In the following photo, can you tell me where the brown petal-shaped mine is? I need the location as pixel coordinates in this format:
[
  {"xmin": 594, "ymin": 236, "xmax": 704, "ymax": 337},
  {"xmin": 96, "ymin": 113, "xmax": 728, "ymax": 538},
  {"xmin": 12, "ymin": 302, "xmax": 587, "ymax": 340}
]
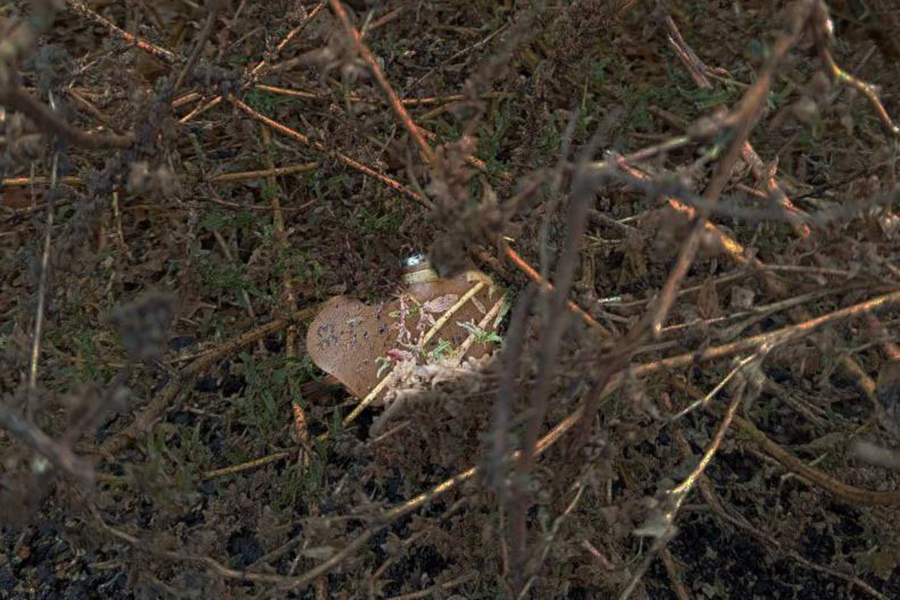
[
  {"xmin": 305, "ymin": 266, "xmax": 499, "ymax": 402},
  {"xmin": 306, "ymin": 296, "xmax": 396, "ymax": 400}
]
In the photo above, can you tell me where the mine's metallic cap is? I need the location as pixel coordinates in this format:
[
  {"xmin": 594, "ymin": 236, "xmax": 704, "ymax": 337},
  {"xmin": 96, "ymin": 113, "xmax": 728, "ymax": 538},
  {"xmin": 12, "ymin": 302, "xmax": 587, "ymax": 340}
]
[
  {"xmin": 401, "ymin": 253, "xmax": 438, "ymax": 285},
  {"xmin": 402, "ymin": 253, "xmax": 428, "ymax": 269}
]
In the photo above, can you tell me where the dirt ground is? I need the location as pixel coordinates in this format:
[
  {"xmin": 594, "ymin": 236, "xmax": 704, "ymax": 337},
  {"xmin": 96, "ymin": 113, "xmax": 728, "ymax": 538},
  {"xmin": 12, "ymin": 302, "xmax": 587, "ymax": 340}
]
[{"xmin": 2, "ymin": 0, "xmax": 900, "ymax": 598}]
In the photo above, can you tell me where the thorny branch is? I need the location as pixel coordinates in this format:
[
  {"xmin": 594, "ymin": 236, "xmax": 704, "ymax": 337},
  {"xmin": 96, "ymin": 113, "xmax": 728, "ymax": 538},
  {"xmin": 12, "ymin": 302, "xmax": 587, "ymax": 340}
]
[
  {"xmin": 0, "ymin": 86, "xmax": 133, "ymax": 150},
  {"xmin": 0, "ymin": 403, "xmax": 95, "ymax": 487},
  {"xmin": 510, "ymin": 139, "xmax": 605, "ymax": 592},
  {"xmin": 648, "ymin": 0, "xmax": 819, "ymax": 338}
]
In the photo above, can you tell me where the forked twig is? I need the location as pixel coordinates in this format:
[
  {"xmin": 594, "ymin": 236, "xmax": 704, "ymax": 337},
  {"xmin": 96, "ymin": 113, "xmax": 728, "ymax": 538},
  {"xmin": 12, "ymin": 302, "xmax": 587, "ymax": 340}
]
[
  {"xmin": 649, "ymin": 0, "xmax": 818, "ymax": 337},
  {"xmin": 179, "ymin": 2, "xmax": 327, "ymax": 124},
  {"xmin": 0, "ymin": 86, "xmax": 133, "ymax": 150},
  {"xmin": 64, "ymin": 0, "xmax": 177, "ymax": 63},
  {"xmin": 96, "ymin": 306, "xmax": 318, "ymax": 460},
  {"xmin": 664, "ymin": 15, "xmax": 811, "ymax": 239},
  {"xmin": 510, "ymin": 143, "xmax": 603, "ymax": 591},
  {"xmin": 620, "ymin": 381, "xmax": 750, "ymax": 600},
  {"xmin": 230, "ymin": 97, "xmax": 435, "ymax": 210},
  {"xmin": 327, "ymin": 0, "xmax": 435, "ymax": 164},
  {"xmin": 0, "ymin": 404, "xmax": 95, "ymax": 487},
  {"xmin": 809, "ymin": 1, "xmax": 900, "ymax": 137},
  {"xmin": 172, "ymin": 3, "xmax": 222, "ymax": 94},
  {"xmin": 27, "ymin": 98, "xmax": 59, "ymax": 391}
]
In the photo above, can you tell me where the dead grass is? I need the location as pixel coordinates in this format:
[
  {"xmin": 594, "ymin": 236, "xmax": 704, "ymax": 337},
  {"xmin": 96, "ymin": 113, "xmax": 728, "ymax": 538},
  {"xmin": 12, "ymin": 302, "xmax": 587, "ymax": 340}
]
[{"xmin": 2, "ymin": 0, "xmax": 900, "ymax": 597}]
